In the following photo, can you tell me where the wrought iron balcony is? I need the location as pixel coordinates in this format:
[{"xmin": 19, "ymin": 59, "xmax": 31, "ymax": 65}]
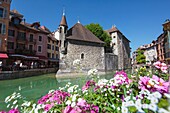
[{"xmin": 15, "ymin": 48, "xmax": 36, "ymax": 56}]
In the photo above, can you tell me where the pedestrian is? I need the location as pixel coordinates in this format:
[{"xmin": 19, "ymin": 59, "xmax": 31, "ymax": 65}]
[{"xmin": 0, "ymin": 61, "xmax": 2, "ymax": 72}]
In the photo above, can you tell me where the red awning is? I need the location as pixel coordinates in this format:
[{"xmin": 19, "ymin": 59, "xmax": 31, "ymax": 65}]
[{"xmin": 0, "ymin": 53, "xmax": 8, "ymax": 59}]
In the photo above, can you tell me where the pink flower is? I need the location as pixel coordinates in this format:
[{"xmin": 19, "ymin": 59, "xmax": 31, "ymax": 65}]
[
  {"xmin": 153, "ymin": 61, "xmax": 161, "ymax": 69},
  {"xmin": 0, "ymin": 111, "xmax": 7, "ymax": 113},
  {"xmin": 152, "ymin": 75, "xmax": 169, "ymax": 93},
  {"xmin": 63, "ymin": 106, "xmax": 80, "ymax": 113},
  {"xmin": 82, "ymin": 80, "xmax": 95, "ymax": 91},
  {"xmin": 153, "ymin": 61, "xmax": 168, "ymax": 73},
  {"xmin": 139, "ymin": 75, "xmax": 169, "ymax": 94},
  {"xmin": 8, "ymin": 109, "xmax": 20, "ymax": 113},
  {"xmin": 44, "ymin": 103, "xmax": 54, "ymax": 112}
]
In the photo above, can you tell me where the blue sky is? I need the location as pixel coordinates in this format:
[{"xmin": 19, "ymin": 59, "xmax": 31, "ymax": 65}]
[{"xmin": 11, "ymin": 0, "xmax": 170, "ymax": 52}]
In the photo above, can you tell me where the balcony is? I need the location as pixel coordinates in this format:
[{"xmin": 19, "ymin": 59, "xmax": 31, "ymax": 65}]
[
  {"xmin": 15, "ymin": 48, "xmax": 36, "ymax": 56},
  {"xmin": 28, "ymin": 39, "xmax": 36, "ymax": 44},
  {"xmin": 16, "ymin": 36, "xmax": 27, "ymax": 43}
]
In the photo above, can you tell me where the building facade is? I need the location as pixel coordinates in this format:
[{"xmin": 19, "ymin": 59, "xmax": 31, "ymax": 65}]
[
  {"xmin": 0, "ymin": 0, "xmax": 11, "ymax": 53},
  {"xmin": 106, "ymin": 26, "xmax": 131, "ymax": 70},
  {"xmin": 4, "ymin": 9, "xmax": 59, "ymax": 70},
  {"xmin": 162, "ymin": 19, "xmax": 170, "ymax": 64}
]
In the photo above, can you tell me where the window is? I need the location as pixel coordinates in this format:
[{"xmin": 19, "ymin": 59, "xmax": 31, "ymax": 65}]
[
  {"xmin": 52, "ymin": 41, "xmax": 54, "ymax": 44},
  {"xmin": 30, "ymin": 34, "xmax": 33, "ymax": 42},
  {"xmin": 14, "ymin": 18, "xmax": 20, "ymax": 25},
  {"xmin": 52, "ymin": 54, "xmax": 54, "ymax": 59},
  {"xmin": 0, "ymin": 23, "xmax": 6, "ymax": 35},
  {"xmin": 47, "ymin": 53, "xmax": 51, "ymax": 58},
  {"xmin": 47, "ymin": 44, "xmax": 51, "ymax": 49},
  {"xmin": 81, "ymin": 53, "xmax": 84, "ymax": 59},
  {"xmin": 29, "ymin": 45, "xmax": 33, "ymax": 51},
  {"xmin": 56, "ymin": 54, "xmax": 58, "ymax": 59},
  {"xmin": 52, "ymin": 45, "xmax": 54, "ymax": 50},
  {"xmin": 39, "ymin": 36, "xmax": 42, "ymax": 41},
  {"xmin": 56, "ymin": 46, "xmax": 59, "ymax": 51},
  {"xmin": 8, "ymin": 29, "xmax": 15, "ymax": 36},
  {"xmin": 17, "ymin": 43, "xmax": 25, "ymax": 49},
  {"xmin": 38, "ymin": 46, "xmax": 42, "ymax": 52},
  {"xmin": 48, "ymin": 37, "xmax": 50, "ymax": 43},
  {"xmin": 18, "ymin": 31, "xmax": 26, "ymax": 39},
  {"xmin": 7, "ymin": 42, "xmax": 14, "ymax": 49},
  {"xmin": 113, "ymin": 36, "xmax": 116, "ymax": 38},
  {"xmin": 0, "ymin": 8, "xmax": 3, "ymax": 18}
]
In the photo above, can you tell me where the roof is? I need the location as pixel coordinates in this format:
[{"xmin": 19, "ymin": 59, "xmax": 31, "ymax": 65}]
[
  {"xmin": 106, "ymin": 26, "xmax": 120, "ymax": 33},
  {"xmin": 106, "ymin": 26, "xmax": 130, "ymax": 42},
  {"xmin": 66, "ymin": 23, "xmax": 104, "ymax": 44},
  {"xmin": 60, "ymin": 15, "xmax": 68, "ymax": 27},
  {"xmin": 10, "ymin": 9, "xmax": 23, "ymax": 18}
]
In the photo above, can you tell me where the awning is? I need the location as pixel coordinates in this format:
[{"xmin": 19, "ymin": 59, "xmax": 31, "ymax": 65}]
[
  {"xmin": 25, "ymin": 56, "xmax": 39, "ymax": 60},
  {"xmin": 10, "ymin": 54, "xmax": 26, "ymax": 58},
  {"xmin": 0, "ymin": 53, "xmax": 8, "ymax": 59}
]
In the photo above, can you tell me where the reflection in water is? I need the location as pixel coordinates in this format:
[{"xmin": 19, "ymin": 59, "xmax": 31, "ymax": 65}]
[{"xmin": 18, "ymin": 86, "xmax": 21, "ymax": 91}]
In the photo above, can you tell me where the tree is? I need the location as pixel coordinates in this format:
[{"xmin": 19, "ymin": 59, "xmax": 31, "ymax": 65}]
[
  {"xmin": 85, "ymin": 23, "xmax": 111, "ymax": 47},
  {"xmin": 136, "ymin": 49, "xmax": 146, "ymax": 64}
]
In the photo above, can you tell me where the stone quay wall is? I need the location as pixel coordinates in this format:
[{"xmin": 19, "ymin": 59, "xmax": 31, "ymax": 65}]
[{"xmin": 0, "ymin": 68, "xmax": 58, "ymax": 80}]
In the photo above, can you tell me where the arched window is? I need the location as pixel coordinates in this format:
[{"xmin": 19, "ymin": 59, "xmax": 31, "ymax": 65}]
[{"xmin": 81, "ymin": 53, "xmax": 84, "ymax": 59}]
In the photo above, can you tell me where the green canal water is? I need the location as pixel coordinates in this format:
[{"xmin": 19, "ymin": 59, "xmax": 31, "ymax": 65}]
[{"xmin": 0, "ymin": 73, "xmax": 113, "ymax": 110}]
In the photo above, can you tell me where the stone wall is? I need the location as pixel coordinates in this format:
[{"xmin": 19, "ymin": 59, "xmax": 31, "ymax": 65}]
[
  {"xmin": 0, "ymin": 68, "xmax": 58, "ymax": 80},
  {"xmin": 105, "ymin": 53, "xmax": 118, "ymax": 71},
  {"xmin": 65, "ymin": 40, "xmax": 105, "ymax": 71}
]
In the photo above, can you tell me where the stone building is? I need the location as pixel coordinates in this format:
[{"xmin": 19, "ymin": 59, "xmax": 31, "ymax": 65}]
[
  {"xmin": 54, "ymin": 14, "xmax": 106, "ymax": 72},
  {"xmin": 106, "ymin": 26, "xmax": 131, "ymax": 70}
]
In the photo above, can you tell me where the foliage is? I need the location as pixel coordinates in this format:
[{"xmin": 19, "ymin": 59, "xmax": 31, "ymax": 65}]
[
  {"xmin": 85, "ymin": 23, "xmax": 111, "ymax": 47},
  {"xmin": 136, "ymin": 49, "xmax": 146, "ymax": 64},
  {"xmin": 1, "ymin": 61, "xmax": 170, "ymax": 113}
]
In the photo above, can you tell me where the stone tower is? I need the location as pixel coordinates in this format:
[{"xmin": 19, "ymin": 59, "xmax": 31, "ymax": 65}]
[{"xmin": 59, "ymin": 12, "xmax": 68, "ymax": 59}]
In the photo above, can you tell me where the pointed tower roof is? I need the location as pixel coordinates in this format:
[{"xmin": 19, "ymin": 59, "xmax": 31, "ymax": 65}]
[
  {"xmin": 106, "ymin": 25, "xmax": 119, "ymax": 33},
  {"xmin": 60, "ymin": 13, "xmax": 68, "ymax": 27}
]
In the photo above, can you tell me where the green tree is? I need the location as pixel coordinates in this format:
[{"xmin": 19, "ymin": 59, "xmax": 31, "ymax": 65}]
[
  {"xmin": 85, "ymin": 23, "xmax": 111, "ymax": 47},
  {"xmin": 136, "ymin": 49, "xmax": 146, "ymax": 64}
]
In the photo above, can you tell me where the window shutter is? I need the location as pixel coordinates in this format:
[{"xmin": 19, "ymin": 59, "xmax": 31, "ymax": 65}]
[{"xmin": 2, "ymin": 23, "xmax": 6, "ymax": 34}]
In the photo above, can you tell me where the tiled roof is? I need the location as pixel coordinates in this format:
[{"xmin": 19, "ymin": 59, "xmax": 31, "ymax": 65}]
[
  {"xmin": 106, "ymin": 26, "xmax": 119, "ymax": 33},
  {"xmin": 10, "ymin": 9, "xmax": 23, "ymax": 18},
  {"xmin": 66, "ymin": 23, "xmax": 104, "ymax": 44}
]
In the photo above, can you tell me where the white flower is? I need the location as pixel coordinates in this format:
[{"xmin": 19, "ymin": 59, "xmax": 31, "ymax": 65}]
[
  {"xmin": 7, "ymin": 104, "xmax": 10, "ymax": 108},
  {"xmin": 142, "ymin": 104, "xmax": 149, "ymax": 109},
  {"xmin": 152, "ymin": 92, "xmax": 162, "ymax": 99},
  {"xmin": 66, "ymin": 100, "xmax": 71, "ymax": 105},
  {"xmin": 13, "ymin": 100, "xmax": 17, "ymax": 105},
  {"xmin": 127, "ymin": 100, "xmax": 135, "ymax": 107},
  {"xmin": 5, "ymin": 96, "xmax": 11, "ymax": 103},
  {"xmin": 135, "ymin": 99, "xmax": 142, "ymax": 110},
  {"xmin": 72, "ymin": 94, "xmax": 77, "ymax": 102},
  {"xmin": 164, "ymin": 93, "xmax": 170, "ymax": 98},
  {"xmin": 71, "ymin": 102, "xmax": 76, "ymax": 107},
  {"xmin": 158, "ymin": 108, "xmax": 169, "ymax": 113},
  {"xmin": 117, "ymin": 107, "xmax": 120, "ymax": 111},
  {"xmin": 15, "ymin": 104, "xmax": 18, "ymax": 109},
  {"xmin": 149, "ymin": 104, "xmax": 157, "ymax": 112},
  {"xmin": 111, "ymin": 104, "xmax": 115, "ymax": 109},
  {"xmin": 151, "ymin": 97, "xmax": 158, "ymax": 104},
  {"xmin": 121, "ymin": 107, "xmax": 128, "ymax": 113}
]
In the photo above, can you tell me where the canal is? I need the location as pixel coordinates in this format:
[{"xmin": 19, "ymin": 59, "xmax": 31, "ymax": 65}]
[{"xmin": 0, "ymin": 72, "xmax": 113, "ymax": 110}]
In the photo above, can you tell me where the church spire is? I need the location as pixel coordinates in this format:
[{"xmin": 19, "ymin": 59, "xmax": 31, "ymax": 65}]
[{"xmin": 60, "ymin": 9, "xmax": 68, "ymax": 27}]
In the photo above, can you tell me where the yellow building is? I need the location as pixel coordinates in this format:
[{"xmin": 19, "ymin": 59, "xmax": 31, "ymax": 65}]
[{"xmin": 47, "ymin": 34, "xmax": 59, "ymax": 67}]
